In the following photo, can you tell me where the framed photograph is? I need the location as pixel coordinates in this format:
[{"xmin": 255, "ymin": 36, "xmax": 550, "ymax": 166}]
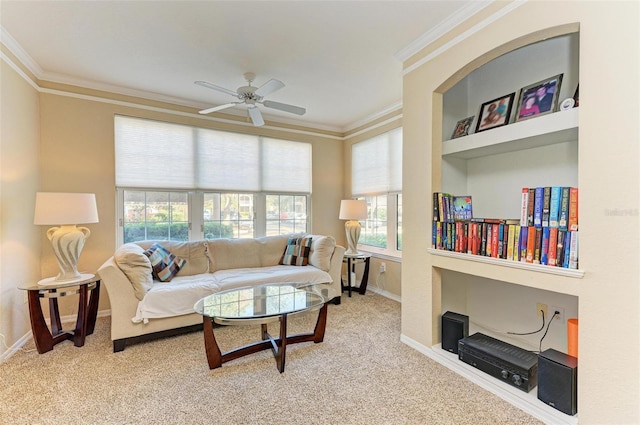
[
  {"xmin": 515, "ymin": 74, "xmax": 563, "ymax": 122},
  {"xmin": 573, "ymin": 83, "xmax": 579, "ymax": 107},
  {"xmin": 450, "ymin": 116, "xmax": 474, "ymax": 139},
  {"xmin": 475, "ymin": 93, "xmax": 515, "ymax": 133}
]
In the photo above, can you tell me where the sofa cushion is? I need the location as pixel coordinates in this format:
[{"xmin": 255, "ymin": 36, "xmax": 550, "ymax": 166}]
[
  {"xmin": 206, "ymin": 238, "xmax": 261, "ymax": 272},
  {"xmin": 114, "ymin": 243, "xmax": 153, "ymax": 301},
  {"xmin": 307, "ymin": 235, "xmax": 337, "ymax": 272},
  {"xmin": 143, "ymin": 243, "xmax": 187, "ymax": 282},
  {"xmin": 280, "ymin": 236, "xmax": 312, "ymax": 266},
  {"xmin": 136, "ymin": 240, "xmax": 208, "ymax": 276},
  {"xmin": 258, "ymin": 234, "xmax": 292, "ymax": 266}
]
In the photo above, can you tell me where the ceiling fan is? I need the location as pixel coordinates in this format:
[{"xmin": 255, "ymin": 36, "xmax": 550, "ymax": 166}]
[{"xmin": 195, "ymin": 72, "xmax": 306, "ymax": 127}]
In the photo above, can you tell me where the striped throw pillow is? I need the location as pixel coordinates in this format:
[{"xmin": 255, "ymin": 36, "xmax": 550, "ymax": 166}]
[
  {"xmin": 143, "ymin": 243, "xmax": 187, "ymax": 282},
  {"xmin": 279, "ymin": 237, "xmax": 312, "ymax": 266}
]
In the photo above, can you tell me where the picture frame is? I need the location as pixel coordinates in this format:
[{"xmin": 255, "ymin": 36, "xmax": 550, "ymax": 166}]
[
  {"xmin": 450, "ymin": 116, "xmax": 475, "ymax": 139},
  {"xmin": 573, "ymin": 83, "xmax": 579, "ymax": 107},
  {"xmin": 475, "ymin": 93, "xmax": 515, "ymax": 133},
  {"xmin": 515, "ymin": 74, "xmax": 564, "ymax": 122}
]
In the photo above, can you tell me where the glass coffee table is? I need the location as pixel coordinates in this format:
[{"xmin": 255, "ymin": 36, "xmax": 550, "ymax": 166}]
[{"xmin": 194, "ymin": 282, "xmax": 336, "ymax": 373}]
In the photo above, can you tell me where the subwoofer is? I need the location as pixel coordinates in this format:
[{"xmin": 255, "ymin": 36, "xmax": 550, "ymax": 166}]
[
  {"xmin": 441, "ymin": 311, "xmax": 469, "ymax": 354},
  {"xmin": 537, "ymin": 348, "xmax": 578, "ymax": 415}
]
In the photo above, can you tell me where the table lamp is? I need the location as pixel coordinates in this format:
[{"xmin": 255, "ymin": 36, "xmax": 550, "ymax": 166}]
[
  {"xmin": 34, "ymin": 192, "xmax": 99, "ymax": 285},
  {"xmin": 339, "ymin": 199, "xmax": 367, "ymax": 255}
]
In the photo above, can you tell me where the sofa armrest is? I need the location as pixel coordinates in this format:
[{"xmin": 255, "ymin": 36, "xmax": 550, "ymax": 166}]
[{"xmin": 97, "ymin": 257, "xmax": 141, "ymax": 340}]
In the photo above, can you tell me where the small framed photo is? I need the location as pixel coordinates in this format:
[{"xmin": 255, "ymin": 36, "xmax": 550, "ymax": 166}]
[
  {"xmin": 450, "ymin": 116, "xmax": 475, "ymax": 139},
  {"xmin": 515, "ymin": 74, "xmax": 563, "ymax": 122},
  {"xmin": 573, "ymin": 83, "xmax": 579, "ymax": 107},
  {"xmin": 475, "ymin": 93, "xmax": 515, "ymax": 133}
]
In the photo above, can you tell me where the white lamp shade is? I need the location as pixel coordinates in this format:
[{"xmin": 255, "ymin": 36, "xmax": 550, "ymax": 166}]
[
  {"xmin": 339, "ymin": 199, "xmax": 367, "ymax": 220},
  {"xmin": 34, "ymin": 192, "xmax": 99, "ymax": 225}
]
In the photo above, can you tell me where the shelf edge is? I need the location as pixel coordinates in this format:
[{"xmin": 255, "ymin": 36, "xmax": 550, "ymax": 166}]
[{"xmin": 427, "ymin": 248, "xmax": 584, "ymax": 279}]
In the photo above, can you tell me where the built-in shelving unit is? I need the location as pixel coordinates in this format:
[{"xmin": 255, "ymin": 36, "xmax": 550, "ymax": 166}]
[
  {"xmin": 442, "ymin": 107, "xmax": 578, "ymax": 159},
  {"xmin": 427, "ymin": 32, "xmax": 581, "ymax": 422}
]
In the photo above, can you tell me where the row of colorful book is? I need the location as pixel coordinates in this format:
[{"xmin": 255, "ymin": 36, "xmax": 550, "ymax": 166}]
[
  {"xmin": 521, "ymin": 186, "xmax": 578, "ymax": 231},
  {"xmin": 432, "ymin": 219, "xmax": 579, "ymax": 268},
  {"xmin": 432, "ymin": 188, "xmax": 579, "ymax": 269}
]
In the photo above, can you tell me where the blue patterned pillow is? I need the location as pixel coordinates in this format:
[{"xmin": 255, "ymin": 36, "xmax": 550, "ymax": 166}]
[
  {"xmin": 279, "ymin": 237, "xmax": 312, "ymax": 266},
  {"xmin": 143, "ymin": 243, "xmax": 187, "ymax": 282}
]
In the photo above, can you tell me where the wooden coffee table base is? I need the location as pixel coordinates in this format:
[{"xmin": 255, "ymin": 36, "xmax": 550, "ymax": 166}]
[{"xmin": 203, "ymin": 302, "xmax": 328, "ymax": 373}]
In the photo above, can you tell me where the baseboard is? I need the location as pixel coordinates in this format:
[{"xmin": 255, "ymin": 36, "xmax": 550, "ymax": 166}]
[
  {"xmin": 0, "ymin": 309, "xmax": 112, "ymax": 363},
  {"xmin": 365, "ymin": 286, "xmax": 401, "ymax": 303},
  {"xmin": 399, "ymin": 334, "xmax": 578, "ymax": 425}
]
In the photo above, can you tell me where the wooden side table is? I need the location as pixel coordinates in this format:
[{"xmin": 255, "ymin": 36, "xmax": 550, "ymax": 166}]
[
  {"xmin": 341, "ymin": 253, "xmax": 371, "ymax": 297},
  {"xmin": 19, "ymin": 274, "xmax": 100, "ymax": 354}
]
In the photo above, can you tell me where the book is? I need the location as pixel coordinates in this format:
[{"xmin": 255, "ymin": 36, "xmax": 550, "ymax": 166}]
[
  {"xmin": 534, "ymin": 187, "xmax": 544, "ymax": 227},
  {"xmin": 542, "ymin": 186, "xmax": 551, "ymax": 227},
  {"xmin": 549, "ymin": 186, "xmax": 561, "ymax": 228},
  {"xmin": 547, "ymin": 227, "xmax": 558, "ymax": 266},
  {"xmin": 540, "ymin": 226, "xmax": 550, "ymax": 265},
  {"xmin": 569, "ymin": 230, "xmax": 579, "ymax": 269},
  {"xmin": 520, "ymin": 188, "xmax": 529, "ymax": 226},
  {"xmin": 519, "ymin": 226, "xmax": 528, "ymax": 262},
  {"xmin": 433, "ymin": 192, "xmax": 440, "ymax": 222},
  {"xmin": 533, "ymin": 227, "xmax": 542, "ymax": 264},
  {"xmin": 512, "ymin": 225, "xmax": 521, "ymax": 261},
  {"xmin": 491, "ymin": 224, "xmax": 499, "ymax": 258},
  {"xmin": 558, "ymin": 187, "xmax": 570, "ymax": 231},
  {"xmin": 452, "ymin": 196, "xmax": 473, "ymax": 221},
  {"xmin": 527, "ymin": 187, "xmax": 536, "ymax": 226},
  {"xmin": 569, "ymin": 187, "xmax": 579, "ymax": 231},
  {"xmin": 562, "ymin": 231, "xmax": 572, "ymax": 268},
  {"xmin": 556, "ymin": 230, "xmax": 566, "ymax": 267},
  {"xmin": 506, "ymin": 224, "xmax": 516, "ymax": 260},
  {"xmin": 526, "ymin": 226, "xmax": 536, "ymax": 263}
]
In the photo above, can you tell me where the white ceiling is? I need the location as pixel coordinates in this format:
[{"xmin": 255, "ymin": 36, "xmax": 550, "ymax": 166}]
[{"xmin": 1, "ymin": 1, "xmax": 484, "ymax": 131}]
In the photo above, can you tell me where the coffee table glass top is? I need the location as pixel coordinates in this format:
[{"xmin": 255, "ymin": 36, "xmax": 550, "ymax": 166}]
[{"xmin": 194, "ymin": 283, "xmax": 331, "ymax": 322}]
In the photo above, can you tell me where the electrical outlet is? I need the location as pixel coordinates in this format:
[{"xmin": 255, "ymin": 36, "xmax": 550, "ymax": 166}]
[
  {"xmin": 536, "ymin": 302, "xmax": 548, "ymax": 318},
  {"xmin": 550, "ymin": 306, "xmax": 565, "ymax": 322},
  {"xmin": 379, "ymin": 262, "xmax": 386, "ymax": 273}
]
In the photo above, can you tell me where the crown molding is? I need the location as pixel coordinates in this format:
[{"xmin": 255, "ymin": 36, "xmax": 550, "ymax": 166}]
[
  {"xmin": 394, "ymin": 0, "xmax": 493, "ymax": 62},
  {"xmin": 343, "ymin": 101, "xmax": 402, "ymax": 133},
  {"xmin": 402, "ymin": 0, "xmax": 527, "ymax": 76},
  {"xmin": 0, "ymin": 25, "xmax": 44, "ymax": 77}
]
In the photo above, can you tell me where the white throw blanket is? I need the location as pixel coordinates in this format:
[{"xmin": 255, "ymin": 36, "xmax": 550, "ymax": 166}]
[{"xmin": 132, "ymin": 265, "xmax": 332, "ymax": 323}]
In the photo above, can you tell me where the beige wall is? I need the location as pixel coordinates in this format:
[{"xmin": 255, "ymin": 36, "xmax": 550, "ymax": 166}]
[
  {"xmin": 37, "ymin": 91, "xmax": 345, "ymax": 314},
  {"xmin": 402, "ymin": 1, "xmax": 639, "ymax": 423},
  {"xmin": 0, "ymin": 60, "xmax": 42, "ymax": 357}
]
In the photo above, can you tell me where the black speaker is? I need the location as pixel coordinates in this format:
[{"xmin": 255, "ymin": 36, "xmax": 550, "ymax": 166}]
[
  {"xmin": 441, "ymin": 311, "xmax": 469, "ymax": 354},
  {"xmin": 537, "ymin": 348, "xmax": 578, "ymax": 415}
]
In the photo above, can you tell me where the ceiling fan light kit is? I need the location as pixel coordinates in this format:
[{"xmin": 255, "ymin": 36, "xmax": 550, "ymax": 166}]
[{"xmin": 195, "ymin": 72, "xmax": 306, "ymax": 127}]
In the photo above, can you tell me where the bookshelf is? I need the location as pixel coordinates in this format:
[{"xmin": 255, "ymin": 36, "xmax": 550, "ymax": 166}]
[{"xmin": 428, "ymin": 32, "xmax": 581, "ymax": 422}]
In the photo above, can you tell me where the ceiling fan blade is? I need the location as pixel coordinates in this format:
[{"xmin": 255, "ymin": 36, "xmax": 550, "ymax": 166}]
[
  {"xmin": 198, "ymin": 102, "xmax": 238, "ymax": 115},
  {"xmin": 247, "ymin": 106, "xmax": 265, "ymax": 127},
  {"xmin": 262, "ymin": 100, "xmax": 306, "ymax": 116},
  {"xmin": 194, "ymin": 81, "xmax": 238, "ymax": 98},
  {"xmin": 254, "ymin": 79, "xmax": 285, "ymax": 97}
]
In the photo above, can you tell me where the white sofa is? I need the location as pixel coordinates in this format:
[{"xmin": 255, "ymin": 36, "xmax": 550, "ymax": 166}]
[{"xmin": 97, "ymin": 234, "xmax": 345, "ymax": 352}]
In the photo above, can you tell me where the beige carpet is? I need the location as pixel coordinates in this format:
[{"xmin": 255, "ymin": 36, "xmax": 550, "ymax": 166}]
[{"xmin": 1, "ymin": 293, "xmax": 540, "ymax": 425}]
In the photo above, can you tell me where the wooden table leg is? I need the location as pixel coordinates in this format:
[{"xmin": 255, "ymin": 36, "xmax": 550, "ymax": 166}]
[
  {"xmin": 358, "ymin": 256, "xmax": 371, "ymax": 295},
  {"xmin": 312, "ymin": 303, "xmax": 328, "ymax": 343},
  {"xmin": 203, "ymin": 317, "xmax": 222, "ymax": 369},
  {"xmin": 28, "ymin": 290, "xmax": 54, "ymax": 354},
  {"xmin": 276, "ymin": 314, "xmax": 288, "ymax": 373},
  {"xmin": 49, "ymin": 294, "xmax": 63, "ymax": 336},
  {"xmin": 85, "ymin": 281, "xmax": 100, "ymax": 335},
  {"xmin": 73, "ymin": 284, "xmax": 88, "ymax": 347}
]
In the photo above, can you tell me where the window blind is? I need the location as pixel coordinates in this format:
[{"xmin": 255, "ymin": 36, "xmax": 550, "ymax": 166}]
[
  {"xmin": 115, "ymin": 116, "xmax": 312, "ymax": 193},
  {"xmin": 351, "ymin": 127, "xmax": 402, "ymax": 196}
]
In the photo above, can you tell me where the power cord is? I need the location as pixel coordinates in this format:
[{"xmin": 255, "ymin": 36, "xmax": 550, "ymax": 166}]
[
  {"xmin": 0, "ymin": 332, "xmax": 36, "ymax": 355},
  {"xmin": 539, "ymin": 310, "xmax": 559, "ymax": 353}
]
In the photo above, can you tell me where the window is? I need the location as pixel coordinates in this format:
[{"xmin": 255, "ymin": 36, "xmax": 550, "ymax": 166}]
[
  {"xmin": 351, "ymin": 128, "xmax": 402, "ymax": 257},
  {"xmin": 115, "ymin": 116, "xmax": 311, "ymax": 244}
]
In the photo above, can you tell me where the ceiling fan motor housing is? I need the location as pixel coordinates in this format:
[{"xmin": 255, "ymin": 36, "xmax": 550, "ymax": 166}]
[{"xmin": 237, "ymin": 85, "xmax": 260, "ymax": 104}]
